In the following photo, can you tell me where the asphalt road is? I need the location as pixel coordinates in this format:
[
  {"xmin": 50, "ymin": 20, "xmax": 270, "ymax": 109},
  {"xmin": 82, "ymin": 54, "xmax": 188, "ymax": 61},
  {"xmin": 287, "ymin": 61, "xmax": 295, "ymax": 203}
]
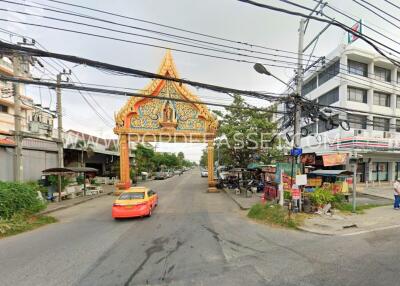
[{"xmin": 1, "ymin": 170, "xmax": 400, "ymax": 286}]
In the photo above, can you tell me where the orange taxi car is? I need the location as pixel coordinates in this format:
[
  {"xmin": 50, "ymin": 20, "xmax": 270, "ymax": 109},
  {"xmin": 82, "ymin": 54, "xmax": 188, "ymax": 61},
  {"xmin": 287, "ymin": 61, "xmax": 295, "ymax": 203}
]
[{"xmin": 112, "ymin": 187, "xmax": 158, "ymax": 219}]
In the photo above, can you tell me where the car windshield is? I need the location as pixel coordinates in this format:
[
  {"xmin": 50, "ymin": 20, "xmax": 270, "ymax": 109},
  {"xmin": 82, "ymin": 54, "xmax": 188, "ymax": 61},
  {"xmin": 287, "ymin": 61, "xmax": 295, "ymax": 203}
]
[{"xmin": 119, "ymin": 192, "xmax": 145, "ymax": 200}]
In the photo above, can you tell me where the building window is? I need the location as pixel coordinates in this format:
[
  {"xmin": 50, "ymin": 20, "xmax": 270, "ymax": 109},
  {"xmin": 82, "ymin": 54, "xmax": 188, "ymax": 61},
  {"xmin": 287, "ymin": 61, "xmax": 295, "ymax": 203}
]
[
  {"xmin": 0, "ymin": 104, "xmax": 8, "ymax": 113},
  {"xmin": 374, "ymin": 66, "xmax": 391, "ymax": 82},
  {"xmin": 348, "ymin": 60, "xmax": 368, "ymax": 77},
  {"xmin": 348, "ymin": 87, "xmax": 367, "ymax": 103},
  {"xmin": 397, "ymin": 72, "xmax": 400, "ymax": 84},
  {"xmin": 318, "ymin": 60, "xmax": 340, "ymax": 86},
  {"xmin": 397, "ymin": 119, "xmax": 400, "ymax": 132},
  {"xmin": 348, "ymin": 114, "xmax": 367, "ymax": 129},
  {"xmin": 371, "ymin": 162, "xmax": 388, "ymax": 181},
  {"xmin": 373, "ymin": 117, "xmax": 390, "ymax": 131},
  {"xmin": 373, "ymin": 91, "xmax": 390, "ymax": 107},
  {"xmin": 318, "ymin": 87, "xmax": 339, "ymax": 106},
  {"xmin": 302, "ymin": 76, "xmax": 317, "ymax": 96}
]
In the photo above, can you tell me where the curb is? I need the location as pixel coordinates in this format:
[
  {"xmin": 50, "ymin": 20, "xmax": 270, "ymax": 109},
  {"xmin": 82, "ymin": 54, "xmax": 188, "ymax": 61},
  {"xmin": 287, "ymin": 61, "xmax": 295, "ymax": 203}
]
[
  {"xmin": 40, "ymin": 191, "xmax": 113, "ymax": 215},
  {"xmin": 297, "ymin": 222, "xmax": 400, "ymax": 237},
  {"xmin": 357, "ymin": 191, "xmax": 392, "ymax": 201},
  {"xmin": 296, "ymin": 226, "xmax": 336, "ymax": 236},
  {"xmin": 222, "ymin": 188, "xmax": 251, "ymax": 210}
]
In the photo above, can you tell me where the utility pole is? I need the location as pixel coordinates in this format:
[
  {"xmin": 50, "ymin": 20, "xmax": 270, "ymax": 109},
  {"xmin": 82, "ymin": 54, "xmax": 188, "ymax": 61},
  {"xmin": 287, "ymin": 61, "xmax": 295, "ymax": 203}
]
[
  {"xmin": 294, "ymin": 18, "xmax": 305, "ymax": 212},
  {"xmin": 55, "ymin": 70, "xmax": 70, "ymax": 201},
  {"xmin": 56, "ymin": 73, "xmax": 64, "ymax": 169},
  {"xmin": 56, "ymin": 73, "xmax": 63, "ymax": 201},
  {"xmin": 12, "ymin": 53, "xmax": 23, "ymax": 182}
]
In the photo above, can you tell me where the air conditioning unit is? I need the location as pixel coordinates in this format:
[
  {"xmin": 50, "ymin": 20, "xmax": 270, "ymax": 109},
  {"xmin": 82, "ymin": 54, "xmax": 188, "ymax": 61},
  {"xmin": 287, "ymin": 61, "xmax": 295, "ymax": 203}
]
[{"xmin": 354, "ymin": 129, "xmax": 364, "ymax": 136}]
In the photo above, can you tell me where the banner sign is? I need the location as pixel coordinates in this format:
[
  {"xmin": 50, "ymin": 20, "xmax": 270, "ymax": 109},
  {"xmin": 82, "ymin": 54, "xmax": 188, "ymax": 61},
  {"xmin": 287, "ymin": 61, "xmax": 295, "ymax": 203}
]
[
  {"xmin": 322, "ymin": 153, "xmax": 348, "ymax": 167},
  {"xmin": 348, "ymin": 20, "xmax": 362, "ymax": 44},
  {"xmin": 291, "ymin": 185, "xmax": 301, "ymax": 200},
  {"xmin": 301, "ymin": 153, "xmax": 315, "ymax": 165}
]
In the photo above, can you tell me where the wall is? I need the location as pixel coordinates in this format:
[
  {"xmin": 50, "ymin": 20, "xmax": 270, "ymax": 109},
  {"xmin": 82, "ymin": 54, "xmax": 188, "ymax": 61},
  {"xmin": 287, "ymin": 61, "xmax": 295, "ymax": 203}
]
[{"xmin": 0, "ymin": 147, "xmax": 14, "ymax": 181}]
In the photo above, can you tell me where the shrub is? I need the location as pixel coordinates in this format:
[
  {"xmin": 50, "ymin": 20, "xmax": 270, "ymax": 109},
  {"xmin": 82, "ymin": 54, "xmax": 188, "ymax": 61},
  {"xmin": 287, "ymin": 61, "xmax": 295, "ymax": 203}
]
[
  {"xmin": 76, "ymin": 175, "xmax": 84, "ymax": 185},
  {"xmin": 0, "ymin": 181, "xmax": 46, "ymax": 219},
  {"xmin": 248, "ymin": 203, "xmax": 299, "ymax": 228},
  {"xmin": 331, "ymin": 193, "xmax": 345, "ymax": 208},
  {"xmin": 0, "ymin": 213, "xmax": 56, "ymax": 237},
  {"xmin": 284, "ymin": 190, "xmax": 292, "ymax": 200},
  {"xmin": 309, "ymin": 187, "xmax": 334, "ymax": 206},
  {"xmin": 48, "ymin": 175, "xmax": 70, "ymax": 191}
]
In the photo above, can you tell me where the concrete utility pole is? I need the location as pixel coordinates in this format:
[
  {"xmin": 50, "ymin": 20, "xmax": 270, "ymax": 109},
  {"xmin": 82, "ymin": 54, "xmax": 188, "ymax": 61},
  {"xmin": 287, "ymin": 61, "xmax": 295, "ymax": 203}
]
[
  {"xmin": 56, "ymin": 73, "xmax": 64, "ymax": 168},
  {"xmin": 12, "ymin": 53, "xmax": 23, "ymax": 182},
  {"xmin": 294, "ymin": 18, "xmax": 305, "ymax": 211},
  {"xmin": 56, "ymin": 73, "xmax": 63, "ymax": 201}
]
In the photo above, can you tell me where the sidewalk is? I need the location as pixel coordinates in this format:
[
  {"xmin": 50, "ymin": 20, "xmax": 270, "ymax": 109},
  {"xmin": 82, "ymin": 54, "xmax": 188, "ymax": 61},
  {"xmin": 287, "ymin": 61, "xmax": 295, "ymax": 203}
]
[
  {"xmin": 358, "ymin": 185, "xmax": 393, "ymax": 200},
  {"xmin": 223, "ymin": 188, "xmax": 261, "ymax": 210},
  {"xmin": 40, "ymin": 184, "xmax": 115, "ymax": 215},
  {"xmin": 299, "ymin": 205, "xmax": 400, "ymax": 236}
]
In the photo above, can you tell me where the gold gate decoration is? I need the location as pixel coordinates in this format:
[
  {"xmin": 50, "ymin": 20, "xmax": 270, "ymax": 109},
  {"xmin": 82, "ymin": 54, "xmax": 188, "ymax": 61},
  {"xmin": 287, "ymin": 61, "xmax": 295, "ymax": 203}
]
[{"xmin": 114, "ymin": 51, "xmax": 218, "ymax": 192}]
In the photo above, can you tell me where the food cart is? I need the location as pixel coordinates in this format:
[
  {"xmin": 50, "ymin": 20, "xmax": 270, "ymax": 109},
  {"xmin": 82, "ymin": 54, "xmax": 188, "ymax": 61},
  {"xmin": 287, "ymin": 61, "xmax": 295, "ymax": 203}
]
[{"xmin": 305, "ymin": 169, "xmax": 353, "ymax": 197}]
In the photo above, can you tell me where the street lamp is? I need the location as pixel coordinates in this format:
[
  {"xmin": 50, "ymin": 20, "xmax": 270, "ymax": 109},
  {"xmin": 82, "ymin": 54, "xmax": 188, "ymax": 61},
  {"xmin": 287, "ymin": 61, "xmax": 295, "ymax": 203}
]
[{"xmin": 253, "ymin": 63, "xmax": 295, "ymax": 92}]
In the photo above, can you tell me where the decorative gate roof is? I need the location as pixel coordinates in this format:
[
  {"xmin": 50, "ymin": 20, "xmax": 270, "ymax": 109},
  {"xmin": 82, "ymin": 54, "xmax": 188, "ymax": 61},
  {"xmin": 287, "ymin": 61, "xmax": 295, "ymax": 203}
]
[{"xmin": 114, "ymin": 51, "xmax": 218, "ymax": 142}]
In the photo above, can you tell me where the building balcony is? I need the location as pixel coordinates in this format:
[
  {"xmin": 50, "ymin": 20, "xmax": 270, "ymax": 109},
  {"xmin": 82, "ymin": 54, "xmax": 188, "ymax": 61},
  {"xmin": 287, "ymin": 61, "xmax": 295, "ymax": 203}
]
[{"xmin": 0, "ymin": 58, "xmax": 13, "ymax": 75}]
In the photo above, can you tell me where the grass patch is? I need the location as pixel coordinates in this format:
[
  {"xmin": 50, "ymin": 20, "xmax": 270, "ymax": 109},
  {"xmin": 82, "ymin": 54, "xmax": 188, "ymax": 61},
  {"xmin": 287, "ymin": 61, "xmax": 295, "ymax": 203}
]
[
  {"xmin": 248, "ymin": 203, "xmax": 305, "ymax": 229},
  {"xmin": 335, "ymin": 203, "xmax": 383, "ymax": 214},
  {"xmin": 0, "ymin": 213, "xmax": 57, "ymax": 238}
]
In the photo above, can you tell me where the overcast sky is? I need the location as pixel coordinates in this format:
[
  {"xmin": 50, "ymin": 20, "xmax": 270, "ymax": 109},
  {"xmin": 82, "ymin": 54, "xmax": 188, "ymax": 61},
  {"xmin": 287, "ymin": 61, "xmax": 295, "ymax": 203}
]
[{"xmin": 2, "ymin": 0, "xmax": 400, "ymax": 161}]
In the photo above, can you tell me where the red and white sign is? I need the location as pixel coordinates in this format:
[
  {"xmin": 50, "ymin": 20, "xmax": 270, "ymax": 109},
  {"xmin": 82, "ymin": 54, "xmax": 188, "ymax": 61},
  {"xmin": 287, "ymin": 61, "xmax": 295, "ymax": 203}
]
[
  {"xmin": 291, "ymin": 184, "xmax": 301, "ymax": 200},
  {"xmin": 348, "ymin": 20, "xmax": 362, "ymax": 44}
]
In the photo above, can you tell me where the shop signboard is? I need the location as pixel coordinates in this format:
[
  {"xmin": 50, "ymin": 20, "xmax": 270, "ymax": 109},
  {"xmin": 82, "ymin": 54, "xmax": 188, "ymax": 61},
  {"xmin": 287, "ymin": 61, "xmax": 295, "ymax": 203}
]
[
  {"xmin": 275, "ymin": 163, "xmax": 300, "ymax": 191},
  {"xmin": 296, "ymin": 174, "xmax": 307, "ymax": 186},
  {"xmin": 322, "ymin": 153, "xmax": 348, "ymax": 167}
]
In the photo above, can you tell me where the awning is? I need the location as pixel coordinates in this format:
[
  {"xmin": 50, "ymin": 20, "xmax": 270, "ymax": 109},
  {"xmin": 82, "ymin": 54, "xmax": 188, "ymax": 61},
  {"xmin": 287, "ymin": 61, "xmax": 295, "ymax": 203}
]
[
  {"xmin": 0, "ymin": 137, "xmax": 16, "ymax": 146},
  {"xmin": 310, "ymin": 169, "xmax": 353, "ymax": 176},
  {"xmin": 42, "ymin": 167, "xmax": 98, "ymax": 175}
]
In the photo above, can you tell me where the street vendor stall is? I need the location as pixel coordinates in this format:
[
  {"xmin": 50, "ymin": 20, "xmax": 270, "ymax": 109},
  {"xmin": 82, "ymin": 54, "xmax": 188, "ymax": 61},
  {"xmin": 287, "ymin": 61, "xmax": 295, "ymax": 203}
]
[
  {"xmin": 306, "ymin": 169, "xmax": 353, "ymax": 197},
  {"xmin": 42, "ymin": 167, "xmax": 98, "ymax": 201}
]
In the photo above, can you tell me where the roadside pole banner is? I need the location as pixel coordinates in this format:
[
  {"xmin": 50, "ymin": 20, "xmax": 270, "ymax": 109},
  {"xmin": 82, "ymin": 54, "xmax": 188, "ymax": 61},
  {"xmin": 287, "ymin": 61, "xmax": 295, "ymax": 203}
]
[{"xmin": 291, "ymin": 184, "xmax": 300, "ymax": 200}]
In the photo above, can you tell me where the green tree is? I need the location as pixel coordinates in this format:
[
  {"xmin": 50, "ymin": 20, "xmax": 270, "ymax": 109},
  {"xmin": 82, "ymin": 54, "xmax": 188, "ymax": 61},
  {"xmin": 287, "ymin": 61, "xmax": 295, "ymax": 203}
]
[
  {"xmin": 134, "ymin": 143, "xmax": 155, "ymax": 173},
  {"xmin": 214, "ymin": 94, "xmax": 283, "ymax": 167}
]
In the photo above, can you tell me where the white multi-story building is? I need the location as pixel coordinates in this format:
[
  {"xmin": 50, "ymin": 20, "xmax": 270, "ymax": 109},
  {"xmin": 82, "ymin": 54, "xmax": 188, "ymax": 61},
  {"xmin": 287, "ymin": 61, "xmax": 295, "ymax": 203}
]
[
  {"xmin": 284, "ymin": 44, "xmax": 400, "ymax": 183},
  {"xmin": 0, "ymin": 56, "xmax": 58, "ymax": 181}
]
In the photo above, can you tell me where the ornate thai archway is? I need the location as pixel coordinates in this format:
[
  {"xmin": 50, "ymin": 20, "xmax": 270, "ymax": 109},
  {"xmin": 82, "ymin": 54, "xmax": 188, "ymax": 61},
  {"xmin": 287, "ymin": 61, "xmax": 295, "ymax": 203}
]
[{"xmin": 114, "ymin": 51, "xmax": 218, "ymax": 192}]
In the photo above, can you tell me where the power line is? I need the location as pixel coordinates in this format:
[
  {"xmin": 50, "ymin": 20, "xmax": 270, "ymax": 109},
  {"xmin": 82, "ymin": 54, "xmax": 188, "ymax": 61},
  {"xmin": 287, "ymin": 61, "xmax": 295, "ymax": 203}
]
[
  {"xmin": 0, "ymin": 40, "xmax": 289, "ymax": 101},
  {"xmin": 353, "ymin": 0, "xmax": 400, "ymax": 31},
  {"xmin": 319, "ymin": 0, "xmax": 400, "ymax": 49},
  {"xmin": 36, "ymin": 0, "xmax": 318, "ymax": 59},
  {"xmin": 0, "ymin": 7, "xmax": 304, "ymax": 67},
  {"xmin": 236, "ymin": 0, "xmax": 400, "ymax": 67},
  {"xmin": 0, "ymin": 74, "xmax": 290, "ymax": 114},
  {"xmin": 0, "ymin": 0, "xmax": 315, "ymax": 63},
  {"xmin": 385, "ymin": 0, "xmax": 400, "ymax": 10},
  {"xmin": 0, "ymin": 17, "xmax": 303, "ymax": 72}
]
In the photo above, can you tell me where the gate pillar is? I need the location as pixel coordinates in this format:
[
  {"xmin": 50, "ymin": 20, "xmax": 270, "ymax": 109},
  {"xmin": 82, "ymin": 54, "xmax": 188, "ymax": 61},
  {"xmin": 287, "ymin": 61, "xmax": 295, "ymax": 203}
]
[
  {"xmin": 207, "ymin": 140, "xmax": 218, "ymax": 192},
  {"xmin": 117, "ymin": 134, "xmax": 131, "ymax": 190}
]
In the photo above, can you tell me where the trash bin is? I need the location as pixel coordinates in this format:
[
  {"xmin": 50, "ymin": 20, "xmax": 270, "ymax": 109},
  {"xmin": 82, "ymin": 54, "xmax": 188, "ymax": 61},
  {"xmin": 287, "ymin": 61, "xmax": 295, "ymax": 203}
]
[{"xmin": 142, "ymin": 174, "xmax": 147, "ymax": 181}]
